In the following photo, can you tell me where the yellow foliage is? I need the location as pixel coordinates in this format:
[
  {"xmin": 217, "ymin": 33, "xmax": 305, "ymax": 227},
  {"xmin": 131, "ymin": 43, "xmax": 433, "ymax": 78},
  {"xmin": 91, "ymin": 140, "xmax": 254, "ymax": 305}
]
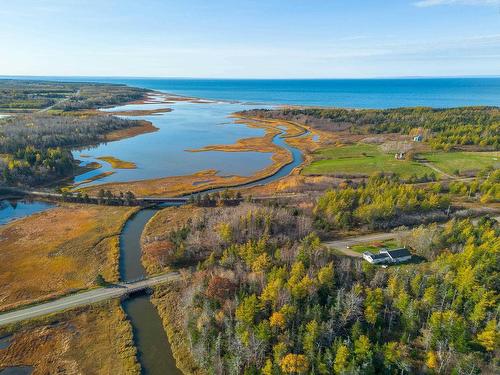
[
  {"xmin": 262, "ymin": 359, "xmax": 273, "ymax": 375},
  {"xmin": 270, "ymin": 312, "xmax": 286, "ymax": 329},
  {"xmin": 334, "ymin": 344, "xmax": 349, "ymax": 374},
  {"xmin": 252, "ymin": 253, "xmax": 272, "ymax": 273},
  {"xmin": 317, "ymin": 262, "xmax": 334, "ymax": 286},
  {"xmin": 426, "ymin": 351, "xmax": 438, "ymax": 370},
  {"xmin": 217, "ymin": 222, "xmax": 233, "ymax": 243},
  {"xmin": 477, "ymin": 320, "xmax": 499, "ymax": 352},
  {"xmin": 280, "ymin": 353, "xmax": 309, "ymax": 374}
]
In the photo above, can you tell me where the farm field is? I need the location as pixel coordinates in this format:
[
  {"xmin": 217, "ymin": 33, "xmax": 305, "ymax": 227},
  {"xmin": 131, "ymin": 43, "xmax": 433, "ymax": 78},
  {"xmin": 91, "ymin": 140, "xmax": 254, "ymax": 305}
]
[
  {"xmin": 302, "ymin": 143, "xmax": 434, "ymax": 178},
  {"xmin": 423, "ymin": 151, "xmax": 499, "ymax": 175}
]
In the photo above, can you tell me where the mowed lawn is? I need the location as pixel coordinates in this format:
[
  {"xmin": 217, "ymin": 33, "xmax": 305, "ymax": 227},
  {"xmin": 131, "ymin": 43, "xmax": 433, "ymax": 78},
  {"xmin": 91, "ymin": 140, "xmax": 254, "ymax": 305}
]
[
  {"xmin": 423, "ymin": 151, "xmax": 499, "ymax": 175},
  {"xmin": 0, "ymin": 204, "xmax": 138, "ymax": 311},
  {"xmin": 303, "ymin": 144, "xmax": 434, "ymax": 178}
]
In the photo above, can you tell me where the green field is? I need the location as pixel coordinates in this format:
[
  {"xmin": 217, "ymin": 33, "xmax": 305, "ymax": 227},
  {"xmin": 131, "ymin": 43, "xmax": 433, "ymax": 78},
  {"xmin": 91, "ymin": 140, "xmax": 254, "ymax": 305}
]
[
  {"xmin": 423, "ymin": 151, "xmax": 499, "ymax": 175},
  {"xmin": 351, "ymin": 240, "xmax": 399, "ymax": 254},
  {"xmin": 303, "ymin": 144, "xmax": 434, "ymax": 178}
]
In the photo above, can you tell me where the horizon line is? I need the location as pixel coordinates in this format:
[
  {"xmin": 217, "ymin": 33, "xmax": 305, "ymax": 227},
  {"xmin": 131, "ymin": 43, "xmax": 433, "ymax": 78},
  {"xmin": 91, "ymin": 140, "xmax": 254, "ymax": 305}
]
[{"xmin": 1, "ymin": 74, "xmax": 500, "ymax": 81}]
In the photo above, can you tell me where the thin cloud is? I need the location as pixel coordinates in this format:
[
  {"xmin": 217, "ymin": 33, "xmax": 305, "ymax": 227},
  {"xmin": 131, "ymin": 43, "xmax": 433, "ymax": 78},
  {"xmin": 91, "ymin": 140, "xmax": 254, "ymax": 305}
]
[{"xmin": 414, "ymin": 0, "xmax": 500, "ymax": 7}]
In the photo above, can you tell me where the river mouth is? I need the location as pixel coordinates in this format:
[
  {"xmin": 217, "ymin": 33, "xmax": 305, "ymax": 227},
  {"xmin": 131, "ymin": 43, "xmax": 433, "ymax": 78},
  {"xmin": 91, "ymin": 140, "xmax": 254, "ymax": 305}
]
[{"xmin": 119, "ymin": 208, "xmax": 182, "ymax": 375}]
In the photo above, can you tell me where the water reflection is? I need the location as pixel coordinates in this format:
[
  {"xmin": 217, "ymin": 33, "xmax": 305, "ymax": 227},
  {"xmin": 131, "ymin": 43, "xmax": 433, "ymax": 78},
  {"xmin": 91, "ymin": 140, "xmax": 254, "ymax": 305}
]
[{"xmin": 0, "ymin": 200, "xmax": 54, "ymax": 226}]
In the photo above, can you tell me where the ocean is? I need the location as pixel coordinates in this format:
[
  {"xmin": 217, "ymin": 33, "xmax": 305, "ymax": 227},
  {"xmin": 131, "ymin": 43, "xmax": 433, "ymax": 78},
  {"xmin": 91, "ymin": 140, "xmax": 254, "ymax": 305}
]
[{"xmin": 3, "ymin": 76, "xmax": 500, "ymax": 108}]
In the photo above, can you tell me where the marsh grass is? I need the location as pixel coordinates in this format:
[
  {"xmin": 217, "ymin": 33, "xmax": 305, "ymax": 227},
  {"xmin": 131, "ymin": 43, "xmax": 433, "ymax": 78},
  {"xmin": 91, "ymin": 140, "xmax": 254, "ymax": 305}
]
[
  {"xmin": 151, "ymin": 283, "xmax": 204, "ymax": 375},
  {"xmin": 0, "ymin": 300, "xmax": 140, "ymax": 374},
  {"xmin": 0, "ymin": 204, "xmax": 138, "ymax": 311}
]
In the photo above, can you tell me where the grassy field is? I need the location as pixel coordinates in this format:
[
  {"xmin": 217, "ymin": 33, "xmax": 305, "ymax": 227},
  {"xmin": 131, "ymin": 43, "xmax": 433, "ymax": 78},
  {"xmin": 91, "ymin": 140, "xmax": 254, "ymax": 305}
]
[
  {"xmin": 303, "ymin": 143, "xmax": 434, "ymax": 178},
  {"xmin": 351, "ymin": 239, "xmax": 399, "ymax": 254},
  {"xmin": 0, "ymin": 204, "xmax": 138, "ymax": 311},
  {"xmin": 0, "ymin": 300, "xmax": 140, "ymax": 374},
  {"xmin": 423, "ymin": 151, "xmax": 499, "ymax": 175}
]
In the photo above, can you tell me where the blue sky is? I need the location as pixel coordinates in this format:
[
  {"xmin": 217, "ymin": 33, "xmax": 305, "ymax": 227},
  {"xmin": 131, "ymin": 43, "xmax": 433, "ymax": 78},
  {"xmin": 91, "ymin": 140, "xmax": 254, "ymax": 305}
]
[{"xmin": 1, "ymin": 0, "xmax": 499, "ymax": 78}]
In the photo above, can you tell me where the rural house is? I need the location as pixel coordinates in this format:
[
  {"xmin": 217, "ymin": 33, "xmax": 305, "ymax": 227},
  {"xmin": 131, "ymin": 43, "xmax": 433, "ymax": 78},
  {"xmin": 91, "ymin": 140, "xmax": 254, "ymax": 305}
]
[{"xmin": 363, "ymin": 247, "xmax": 412, "ymax": 264}]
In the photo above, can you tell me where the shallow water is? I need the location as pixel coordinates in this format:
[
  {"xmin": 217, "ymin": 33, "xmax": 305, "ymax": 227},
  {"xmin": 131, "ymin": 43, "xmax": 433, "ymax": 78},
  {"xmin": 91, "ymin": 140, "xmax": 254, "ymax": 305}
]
[
  {"xmin": 0, "ymin": 335, "xmax": 12, "ymax": 349},
  {"xmin": 0, "ymin": 200, "xmax": 54, "ymax": 226},
  {"xmin": 0, "ymin": 367, "xmax": 33, "ymax": 375},
  {"xmin": 73, "ymin": 101, "xmax": 274, "ymax": 188}
]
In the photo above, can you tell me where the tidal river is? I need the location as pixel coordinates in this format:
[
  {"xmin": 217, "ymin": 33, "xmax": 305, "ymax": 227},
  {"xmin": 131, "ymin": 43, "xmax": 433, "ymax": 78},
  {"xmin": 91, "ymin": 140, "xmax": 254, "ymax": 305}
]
[
  {"xmin": 73, "ymin": 99, "xmax": 276, "ymax": 189},
  {"xmin": 120, "ymin": 208, "xmax": 182, "ymax": 375}
]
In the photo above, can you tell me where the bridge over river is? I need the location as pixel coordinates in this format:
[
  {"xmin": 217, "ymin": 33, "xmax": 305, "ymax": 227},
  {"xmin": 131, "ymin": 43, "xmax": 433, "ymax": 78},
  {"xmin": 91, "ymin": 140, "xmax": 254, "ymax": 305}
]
[{"xmin": 0, "ymin": 272, "xmax": 180, "ymax": 327}]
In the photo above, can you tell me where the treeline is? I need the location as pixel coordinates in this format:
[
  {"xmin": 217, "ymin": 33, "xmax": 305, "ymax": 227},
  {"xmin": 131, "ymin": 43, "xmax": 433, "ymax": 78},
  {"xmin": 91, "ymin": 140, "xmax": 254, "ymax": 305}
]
[
  {"xmin": 240, "ymin": 107, "xmax": 500, "ymax": 150},
  {"xmin": 447, "ymin": 168, "xmax": 500, "ymax": 203},
  {"xmin": 314, "ymin": 174, "xmax": 450, "ymax": 230},
  {"xmin": 0, "ymin": 114, "xmax": 146, "ymax": 186},
  {"xmin": 54, "ymin": 84, "xmax": 147, "ymax": 111},
  {"xmin": 187, "ymin": 189, "xmax": 243, "ymax": 207},
  {"xmin": 60, "ymin": 189, "xmax": 137, "ymax": 206},
  {"xmin": 142, "ymin": 204, "xmax": 312, "ymax": 269},
  {"xmin": 180, "ymin": 206, "xmax": 498, "ymax": 374},
  {"xmin": 1, "ymin": 147, "xmax": 73, "ymax": 186},
  {"xmin": 0, "ymin": 114, "xmax": 146, "ymax": 153},
  {"xmin": 0, "ymin": 80, "xmax": 77, "ymax": 111},
  {"xmin": 0, "ymin": 79, "xmax": 148, "ymax": 112}
]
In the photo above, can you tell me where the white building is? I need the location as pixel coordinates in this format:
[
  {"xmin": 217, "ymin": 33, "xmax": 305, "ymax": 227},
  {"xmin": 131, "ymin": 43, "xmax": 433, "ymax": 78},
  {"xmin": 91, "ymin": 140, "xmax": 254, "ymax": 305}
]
[{"xmin": 363, "ymin": 248, "xmax": 412, "ymax": 264}]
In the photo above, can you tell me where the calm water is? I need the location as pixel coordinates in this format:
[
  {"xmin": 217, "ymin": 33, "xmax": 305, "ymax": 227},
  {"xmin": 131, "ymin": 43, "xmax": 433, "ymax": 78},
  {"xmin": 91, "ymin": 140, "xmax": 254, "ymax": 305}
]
[
  {"xmin": 120, "ymin": 208, "xmax": 182, "ymax": 375},
  {"xmin": 0, "ymin": 200, "xmax": 54, "ymax": 226},
  {"xmin": 0, "ymin": 367, "xmax": 32, "ymax": 375},
  {"xmin": 6, "ymin": 76, "xmax": 497, "ymax": 188},
  {"xmin": 7, "ymin": 76, "xmax": 500, "ymax": 108},
  {"xmin": 73, "ymin": 101, "xmax": 274, "ymax": 188}
]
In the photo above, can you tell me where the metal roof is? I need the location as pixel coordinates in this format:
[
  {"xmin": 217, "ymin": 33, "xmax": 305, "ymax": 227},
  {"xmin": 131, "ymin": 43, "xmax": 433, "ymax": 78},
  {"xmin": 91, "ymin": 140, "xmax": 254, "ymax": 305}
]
[{"xmin": 384, "ymin": 248, "xmax": 411, "ymax": 259}]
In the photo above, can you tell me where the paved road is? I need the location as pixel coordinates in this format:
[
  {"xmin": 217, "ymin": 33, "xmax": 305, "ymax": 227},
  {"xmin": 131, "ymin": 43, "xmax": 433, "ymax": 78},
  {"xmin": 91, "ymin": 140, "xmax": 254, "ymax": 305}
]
[
  {"xmin": 324, "ymin": 231, "xmax": 410, "ymax": 257},
  {"xmin": 324, "ymin": 214, "xmax": 499, "ymax": 258},
  {"xmin": 0, "ymin": 272, "xmax": 179, "ymax": 327}
]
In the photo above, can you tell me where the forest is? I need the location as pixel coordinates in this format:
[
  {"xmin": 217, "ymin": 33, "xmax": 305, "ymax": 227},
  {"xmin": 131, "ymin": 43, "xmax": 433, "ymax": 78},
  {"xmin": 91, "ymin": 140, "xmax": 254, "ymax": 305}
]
[
  {"xmin": 164, "ymin": 204, "xmax": 498, "ymax": 374},
  {"xmin": 0, "ymin": 112, "xmax": 147, "ymax": 186},
  {"xmin": 0, "ymin": 79, "xmax": 147, "ymax": 112},
  {"xmin": 314, "ymin": 174, "xmax": 451, "ymax": 230},
  {"xmin": 240, "ymin": 107, "xmax": 500, "ymax": 150}
]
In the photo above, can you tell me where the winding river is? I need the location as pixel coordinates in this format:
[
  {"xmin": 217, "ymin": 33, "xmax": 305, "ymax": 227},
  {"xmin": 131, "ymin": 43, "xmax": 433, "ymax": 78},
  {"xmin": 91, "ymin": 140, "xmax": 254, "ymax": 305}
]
[
  {"xmin": 117, "ymin": 124, "xmax": 305, "ymax": 374},
  {"xmin": 0, "ymin": 95, "xmax": 306, "ymax": 375}
]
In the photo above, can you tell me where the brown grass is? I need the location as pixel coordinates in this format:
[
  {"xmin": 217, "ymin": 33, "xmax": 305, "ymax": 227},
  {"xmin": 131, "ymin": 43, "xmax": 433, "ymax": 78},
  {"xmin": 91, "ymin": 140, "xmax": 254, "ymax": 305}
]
[
  {"xmin": 0, "ymin": 204, "xmax": 138, "ymax": 311},
  {"xmin": 0, "ymin": 300, "xmax": 140, "ymax": 375},
  {"xmin": 97, "ymin": 156, "xmax": 137, "ymax": 169},
  {"xmin": 79, "ymin": 117, "xmax": 305, "ymax": 197},
  {"xmin": 151, "ymin": 282, "xmax": 204, "ymax": 375},
  {"xmin": 110, "ymin": 108, "xmax": 172, "ymax": 116},
  {"xmin": 106, "ymin": 120, "xmax": 158, "ymax": 142}
]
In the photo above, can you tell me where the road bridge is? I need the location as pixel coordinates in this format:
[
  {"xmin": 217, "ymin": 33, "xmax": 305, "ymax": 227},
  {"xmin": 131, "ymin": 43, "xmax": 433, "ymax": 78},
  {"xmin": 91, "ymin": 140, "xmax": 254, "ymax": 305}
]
[{"xmin": 0, "ymin": 272, "xmax": 180, "ymax": 327}]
